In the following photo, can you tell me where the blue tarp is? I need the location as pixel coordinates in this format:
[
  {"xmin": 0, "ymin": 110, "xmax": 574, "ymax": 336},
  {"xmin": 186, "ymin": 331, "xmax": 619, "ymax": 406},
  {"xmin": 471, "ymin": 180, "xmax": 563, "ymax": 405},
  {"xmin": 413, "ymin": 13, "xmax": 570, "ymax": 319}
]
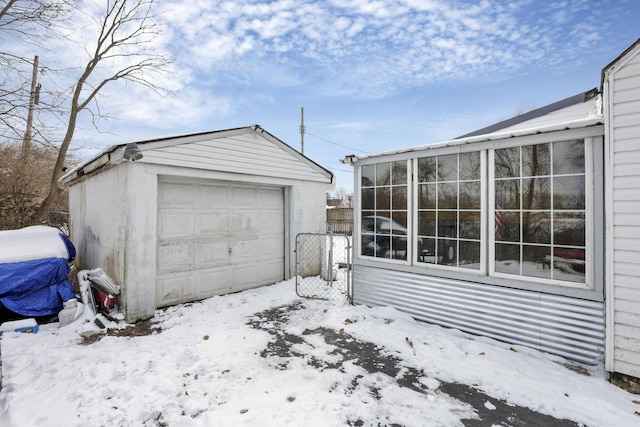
[{"xmin": 0, "ymin": 227, "xmax": 76, "ymax": 317}]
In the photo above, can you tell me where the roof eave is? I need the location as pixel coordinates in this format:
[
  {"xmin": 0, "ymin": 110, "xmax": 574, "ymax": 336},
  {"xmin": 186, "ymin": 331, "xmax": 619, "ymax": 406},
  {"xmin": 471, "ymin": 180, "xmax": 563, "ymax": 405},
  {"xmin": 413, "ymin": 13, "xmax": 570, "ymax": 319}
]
[{"xmin": 356, "ymin": 117, "xmax": 604, "ymax": 161}]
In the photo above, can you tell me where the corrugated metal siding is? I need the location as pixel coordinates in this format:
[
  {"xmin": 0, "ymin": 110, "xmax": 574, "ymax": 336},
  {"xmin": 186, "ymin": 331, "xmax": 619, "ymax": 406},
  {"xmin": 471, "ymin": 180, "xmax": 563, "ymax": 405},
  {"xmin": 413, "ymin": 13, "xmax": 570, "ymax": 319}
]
[
  {"xmin": 142, "ymin": 133, "xmax": 329, "ymax": 183},
  {"xmin": 610, "ymin": 47, "xmax": 640, "ymax": 378},
  {"xmin": 354, "ymin": 266, "xmax": 604, "ymax": 364}
]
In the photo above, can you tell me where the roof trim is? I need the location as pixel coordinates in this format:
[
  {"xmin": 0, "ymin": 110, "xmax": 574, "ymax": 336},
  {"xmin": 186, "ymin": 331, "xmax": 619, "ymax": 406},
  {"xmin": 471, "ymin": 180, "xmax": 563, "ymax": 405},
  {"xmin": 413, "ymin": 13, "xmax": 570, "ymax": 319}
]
[
  {"xmin": 61, "ymin": 125, "xmax": 333, "ymax": 184},
  {"xmin": 356, "ymin": 116, "xmax": 603, "ymax": 161},
  {"xmin": 456, "ymin": 88, "xmax": 599, "ymax": 139},
  {"xmin": 600, "ymin": 37, "xmax": 640, "ymax": 89}
]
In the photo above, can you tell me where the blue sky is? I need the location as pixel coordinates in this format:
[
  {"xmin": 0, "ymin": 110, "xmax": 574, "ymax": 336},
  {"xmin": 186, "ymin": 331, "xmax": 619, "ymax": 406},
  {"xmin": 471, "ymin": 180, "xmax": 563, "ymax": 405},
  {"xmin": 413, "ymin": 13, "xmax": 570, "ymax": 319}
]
[{"xmin": 25, "ymin": 0, "xmax": 640, "ymax": 193}]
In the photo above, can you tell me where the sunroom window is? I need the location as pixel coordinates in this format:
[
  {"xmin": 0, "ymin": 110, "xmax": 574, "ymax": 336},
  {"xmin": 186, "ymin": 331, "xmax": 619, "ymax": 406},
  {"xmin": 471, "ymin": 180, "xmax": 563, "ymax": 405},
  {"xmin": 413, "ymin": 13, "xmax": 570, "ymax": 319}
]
[
  {"xmin": 493, "ymin": 140, "xmax": 586, "ymax": 283},
  {"xmin": 360, "ymin": 161, "xmax": 408, "ymax": 260},
  {"xmin": 416, "ymin": 152, "xmax": 482, "ymax": 269}
]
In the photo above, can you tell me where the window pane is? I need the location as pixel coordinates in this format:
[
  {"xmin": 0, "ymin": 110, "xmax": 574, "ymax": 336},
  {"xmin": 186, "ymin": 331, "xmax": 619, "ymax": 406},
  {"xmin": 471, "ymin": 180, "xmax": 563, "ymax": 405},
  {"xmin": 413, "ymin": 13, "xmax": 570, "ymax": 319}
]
[
  {"xmin": 362, "ymin": 188, "xmax": 375, "ymax": 210},
  {"xmin": 375, "ymin": 235, "xmax": 391, "ymax": 259},
  {"xmin": 554, "ymin": 212, "xmax": 585, "ymax": 246},
  {"xmin": 495, "ymin": 243, "xmax": 520, "ymax": 274},
  {"xmin": 392, "ymin": 186, "xmax": 407, "ymax": 210},
  {"xmin": 459, "ymin": 211, "xmax": 481, "ymax": 240},
  {"xmin": 522, "ymin": 144, "xmax": 550, "ymax": 177},
  {"xmin": 523, "ymin": 245, "xmax": 551, "ymax": 279},
  {"xmin": 460, "ymin": 152, "xmax": 481, "ymax": 180},
  {"xmin": 438, "ymin": 183, "xmax": 457, "ymax": 209},
  {"xmin": 437, "ymin": 211, "xmax": 457, "ymax": 238},
  {"xmin": 439, "ymin": 239, "xmax": 457, "ymax": 266},
  {"xmin": 418, "ymin": 238, "xmax": 436, "ymax": 263},
  {"xmin": 361, "ymin": 233, "xmax": 376, "ymax": 256},
  {"xmin": 418, "ymin": 157, "xmax": 436, "ymax": 182},
  {"xmin": 374, "ymin": 213, "xmax": 392, "ymax": 234},
  {"xmin": 552, "ymin": 249, "xmax": 585, "ymax": 283},
  {"xmin": 419, "ymin": 183, "xmax": 436, "ymax": 209},
  {"xmin": 459, "ymin": 241, "xmax": 480, "ymax": 269},
  {"xmin": 391, "ymin": 212, "xmax": 408, "ymax": 234},
  {"xmin": 497, "ymin": 211, "xmax": 520, "ymax": 243},
  {"xmin": 376, "ymin": 187, "xmax": 391, "ymax": 210},
  {"xmin": 523, "ymin": 212, "xmax": 551, "ymax": 244},
  {"xmin": 418, "ymin": 211, "xmax": 436, "ymax": 236},
  {"xmin": 554, "ymin": 141, "xmax": 584, "ymax": 174},
  {"xmin": 392, "ymin": 161, "xmax": 407, "ymax": 185},
  {"xmin": 390, "ymin": 239, "xmax": 407, "ymax": 260},
  {"xmin": 362, "ymin": 164, "xmax": 375, "ymax": 187},
  {"xmin": 362, "ymin": 212, "xmax": 375, "ymax": 232},
  {"xmin": 438, "ymin": 154, "xmax": 458, "ymax": 181},
  {"xmin": 496, "ymin": 179, "xmax": 520, "ymax": 210},
  {"xmin": 522, "ymin": 177, "xmax": 551, "ymax": 210},
  {"xmin": 495, "ymin": 147, "xmax": 520, "ymax": 178},
  {"xmin": 553, "ymin": 176, "xmax": 585, "ymax": 210},
  {"xmin": 460, "ymin": 181, "xmax": 481, "ymax": 209},
  {"xmin": 376, "ymin": 163, "xmax": 391, "ymax": 186}
]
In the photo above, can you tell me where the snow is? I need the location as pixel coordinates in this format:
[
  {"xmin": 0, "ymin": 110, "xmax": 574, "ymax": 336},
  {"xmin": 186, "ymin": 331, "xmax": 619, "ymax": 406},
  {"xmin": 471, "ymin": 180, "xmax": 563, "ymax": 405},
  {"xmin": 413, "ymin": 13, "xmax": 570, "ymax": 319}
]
[
  {"xmin": 0, "ymin": 278, "xmax": 638, "ymax": 426},
  {"xmin": 0, "ymin": 226, "xmax": 69, "ymax": 263}
]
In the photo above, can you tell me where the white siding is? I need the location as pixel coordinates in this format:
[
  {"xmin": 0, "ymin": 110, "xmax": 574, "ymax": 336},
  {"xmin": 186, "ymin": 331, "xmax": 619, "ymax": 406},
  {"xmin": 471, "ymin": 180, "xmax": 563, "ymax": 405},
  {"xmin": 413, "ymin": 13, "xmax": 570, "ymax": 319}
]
[
  {"xmin": 141, "ymin": 132, "xmax": 330, "ymax": 183},
  {"xmin": 606, "ymin": 43, "xmax": 640, "ymax": 378}
]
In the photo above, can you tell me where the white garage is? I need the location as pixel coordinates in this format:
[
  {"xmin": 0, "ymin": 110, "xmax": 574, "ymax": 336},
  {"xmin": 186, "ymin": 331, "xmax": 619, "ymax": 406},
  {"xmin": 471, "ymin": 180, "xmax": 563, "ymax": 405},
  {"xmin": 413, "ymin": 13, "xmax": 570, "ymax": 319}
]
[{"xmin": 62, "ymin": 125, "xmax": 333, "ymax": 321}]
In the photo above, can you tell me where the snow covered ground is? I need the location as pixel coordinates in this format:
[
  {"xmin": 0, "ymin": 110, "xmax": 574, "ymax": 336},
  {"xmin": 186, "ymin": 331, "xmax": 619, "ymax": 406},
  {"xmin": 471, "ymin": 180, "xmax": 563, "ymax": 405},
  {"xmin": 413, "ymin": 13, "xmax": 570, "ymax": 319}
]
[{"xmin": 0, "ymin": 278, "xmax": 639, "ymax": 426}]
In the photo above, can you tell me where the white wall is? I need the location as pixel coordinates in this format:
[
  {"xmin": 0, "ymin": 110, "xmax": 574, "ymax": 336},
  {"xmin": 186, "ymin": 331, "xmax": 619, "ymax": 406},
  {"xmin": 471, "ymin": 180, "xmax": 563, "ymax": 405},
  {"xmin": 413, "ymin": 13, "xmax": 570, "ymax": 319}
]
[
  {"xmin": 605, "ymin": 41, "xmax": 640, "ymax": 378},
  {"xmin": 120, "ymin": 163, "xmax": 158, "ymax": 321},
  {"xmin": 69, "ymin": 162, "xmax": 159, "ymax": 322},
  {"xmin": 69, "ymin": 165, "xmax": 127, "ymax": 284},
  {"xmin": 68, "ymin": 160, "xmax": 331, "ymax": 322}
]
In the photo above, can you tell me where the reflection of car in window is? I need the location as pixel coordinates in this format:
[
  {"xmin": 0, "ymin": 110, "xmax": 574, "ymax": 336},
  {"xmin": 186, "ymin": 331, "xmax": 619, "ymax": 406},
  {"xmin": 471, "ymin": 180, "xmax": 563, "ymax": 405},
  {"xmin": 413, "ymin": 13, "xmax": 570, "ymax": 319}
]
[
  {"xmin": 361, "ymin": 216, "xmax": 407, "ymax": 259},
  {"xmin": 543, "ymin": 248, "xmax": 585, "ymax": 273}
]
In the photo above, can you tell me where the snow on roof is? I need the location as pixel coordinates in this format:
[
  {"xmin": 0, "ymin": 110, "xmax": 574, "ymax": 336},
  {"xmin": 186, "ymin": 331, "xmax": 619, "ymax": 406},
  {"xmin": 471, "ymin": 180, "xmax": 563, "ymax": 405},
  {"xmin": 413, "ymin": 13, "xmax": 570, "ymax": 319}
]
[{"xmin": 356, "ymin": 89, "xmax": 603, "ymax": 161}]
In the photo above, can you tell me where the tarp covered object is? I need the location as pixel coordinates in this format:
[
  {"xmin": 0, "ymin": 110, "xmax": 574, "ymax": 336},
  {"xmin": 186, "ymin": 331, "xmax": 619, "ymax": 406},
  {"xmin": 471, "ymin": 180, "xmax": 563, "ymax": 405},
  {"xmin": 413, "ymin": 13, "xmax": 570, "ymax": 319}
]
[{"xmin": 0, "ymin": 226, "xmax": 76, "ymax": 317}]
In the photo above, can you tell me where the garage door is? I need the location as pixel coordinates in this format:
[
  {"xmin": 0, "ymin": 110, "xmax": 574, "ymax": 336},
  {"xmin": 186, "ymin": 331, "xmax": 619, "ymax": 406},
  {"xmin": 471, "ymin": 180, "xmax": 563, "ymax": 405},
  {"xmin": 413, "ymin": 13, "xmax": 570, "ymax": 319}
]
[{"xmin": 157, "ymin": 178, "xmax": 285, "ymax": 307}]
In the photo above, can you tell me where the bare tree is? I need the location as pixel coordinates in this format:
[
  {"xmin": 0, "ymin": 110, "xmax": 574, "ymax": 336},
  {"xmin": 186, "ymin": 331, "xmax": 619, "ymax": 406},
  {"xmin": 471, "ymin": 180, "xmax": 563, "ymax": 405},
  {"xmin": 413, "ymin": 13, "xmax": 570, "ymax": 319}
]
[
  {"xmin": 333, "ymin": 187, "xmax": 349, "ymax": 202},
  {"xmin": 0, "ymin": 1, "xmax": 70, "ymax": 143},
  {"xmin": 11, "ymin": 0, "xmax": 169, "ymax": 224},
  {"xmin": 0, "ymin": 141, "xmax": 70, "ymax": 229}
]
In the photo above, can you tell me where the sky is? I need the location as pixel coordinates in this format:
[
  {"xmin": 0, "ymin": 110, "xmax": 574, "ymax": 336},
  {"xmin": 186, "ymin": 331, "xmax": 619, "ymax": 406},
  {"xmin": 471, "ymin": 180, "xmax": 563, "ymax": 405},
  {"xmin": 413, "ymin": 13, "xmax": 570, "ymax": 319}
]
[
  {"xmin": 2, "ymin": 277, "xmax": 640, "ymax": 426},
  {"xmin": 5, "ymin": 0, "xmax": 640, "ymax": 193}
]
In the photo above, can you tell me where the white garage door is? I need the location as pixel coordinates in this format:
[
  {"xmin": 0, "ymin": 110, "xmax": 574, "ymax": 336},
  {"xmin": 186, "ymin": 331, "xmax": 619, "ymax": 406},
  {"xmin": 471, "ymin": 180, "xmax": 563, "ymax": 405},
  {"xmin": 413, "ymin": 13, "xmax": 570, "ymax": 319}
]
[{"xmin": 157, "ymin": 178, "xmax": 285, "ymax": 307}]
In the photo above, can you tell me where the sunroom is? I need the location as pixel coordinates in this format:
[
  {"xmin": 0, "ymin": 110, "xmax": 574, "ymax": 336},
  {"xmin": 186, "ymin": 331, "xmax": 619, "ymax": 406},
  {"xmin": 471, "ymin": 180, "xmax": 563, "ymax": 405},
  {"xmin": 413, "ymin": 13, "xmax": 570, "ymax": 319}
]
[{"xmin": 349, "ymin": 90, "xmax": 605, "ymax": 364}]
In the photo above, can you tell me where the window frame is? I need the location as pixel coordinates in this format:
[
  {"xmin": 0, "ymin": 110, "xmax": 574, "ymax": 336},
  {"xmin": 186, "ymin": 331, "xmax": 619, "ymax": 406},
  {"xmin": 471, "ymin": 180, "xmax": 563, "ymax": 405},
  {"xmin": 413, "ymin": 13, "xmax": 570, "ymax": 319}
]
[
  {"xmin": 358, "ymin": 159, "xmax": 412, "ymax": 265},
  {"xmin": 411, "ymin": 151, "xmax": 488, "ymax": 276},
  {"xmin": 354, "ymin": 129, "xmax": 604, "ymax": 298},
  {"xmin": 488, "ymin": 139, "xmax": 595, "ymax": 290}
]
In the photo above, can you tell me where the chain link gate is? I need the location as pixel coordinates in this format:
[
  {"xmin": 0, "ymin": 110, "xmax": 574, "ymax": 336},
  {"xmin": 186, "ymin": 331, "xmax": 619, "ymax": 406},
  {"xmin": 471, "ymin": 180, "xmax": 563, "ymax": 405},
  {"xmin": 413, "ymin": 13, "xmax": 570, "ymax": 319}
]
[{"xmin": 295, "ymin": 233, "xmax": 352, "ymax": 302}]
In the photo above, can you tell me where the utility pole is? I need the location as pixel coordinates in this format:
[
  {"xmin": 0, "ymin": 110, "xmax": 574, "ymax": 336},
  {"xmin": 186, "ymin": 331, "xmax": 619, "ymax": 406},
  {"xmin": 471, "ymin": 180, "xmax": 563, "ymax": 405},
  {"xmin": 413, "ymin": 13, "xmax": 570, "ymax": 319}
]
[
  {"xmin": 22, "ymin": 54, "xmax": 40, "ymax": 156},
  {"xmin": 299, "ymin": 107, "xmax": 305, "ymax": 155}
]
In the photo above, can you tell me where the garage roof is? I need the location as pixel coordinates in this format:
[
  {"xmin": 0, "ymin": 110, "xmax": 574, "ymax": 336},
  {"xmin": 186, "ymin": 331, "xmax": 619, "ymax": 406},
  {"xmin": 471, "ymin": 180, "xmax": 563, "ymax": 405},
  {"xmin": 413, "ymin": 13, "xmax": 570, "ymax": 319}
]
[{"xmin": 61, "ymin": 125, "xmax": 333, "ymax": 185}]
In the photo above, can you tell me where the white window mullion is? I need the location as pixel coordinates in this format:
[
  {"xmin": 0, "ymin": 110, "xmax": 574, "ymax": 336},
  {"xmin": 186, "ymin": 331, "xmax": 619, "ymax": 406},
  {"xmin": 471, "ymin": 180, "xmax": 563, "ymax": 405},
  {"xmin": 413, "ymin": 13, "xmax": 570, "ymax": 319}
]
[{"xmin": 480, "ymin": 150, "xmax": 496, "ymax": 274}]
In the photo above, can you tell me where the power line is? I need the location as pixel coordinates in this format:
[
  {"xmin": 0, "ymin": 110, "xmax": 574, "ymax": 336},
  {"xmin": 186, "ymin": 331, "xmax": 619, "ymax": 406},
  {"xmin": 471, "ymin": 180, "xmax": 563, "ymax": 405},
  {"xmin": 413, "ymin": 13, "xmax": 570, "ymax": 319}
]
[
  {"xmin": 330, "ymin": 168, "xmax": 354, "ymax": 173},
  {"xmin": 306, "ymin": 131, "xmax": 368, "ymax": 154}
]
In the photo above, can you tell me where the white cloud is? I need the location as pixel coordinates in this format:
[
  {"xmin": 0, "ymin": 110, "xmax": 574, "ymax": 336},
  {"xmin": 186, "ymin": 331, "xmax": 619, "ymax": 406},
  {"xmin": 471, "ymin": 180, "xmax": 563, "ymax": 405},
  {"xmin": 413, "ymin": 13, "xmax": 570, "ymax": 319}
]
[
  {"xmin": 161, "ymin": 0, "xmax": 595, "ymax": 98},
  {"xmin": 3, "ymin": 0, "xmax": 630, "ymax": 154}
]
